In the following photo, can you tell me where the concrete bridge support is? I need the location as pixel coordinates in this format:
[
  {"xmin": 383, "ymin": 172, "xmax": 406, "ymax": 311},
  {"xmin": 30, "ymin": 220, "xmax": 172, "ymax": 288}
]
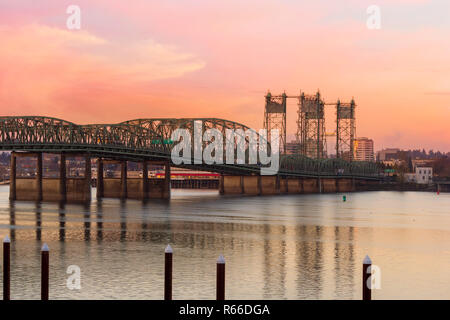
[
  {"xmin": 260, "ymin": 176, "xmax": 280, "ymax": 195},
  {"xmin": 100, "ymin": 159, "xmax": 170, "ymax": 200},
  {"xmin": 102, "ymin": 160, "xmax": 127, "ymax": 199},
  {"xmin": 220, "ymin": 175, "xmax": 376, "ymax": 196},
  {"xmin": 220, "ymin": 175, "xmax": 281, "ymax": 195},
  {"xmin": 148, "ymin": 161, "xmax": 171, "ymax": 199},
  {"xmin": 9, "ymin": 152, "xmax": 42, "ymax": 201},
  {"xmin": 302, "ymin": 178, "xmax": 319, "ymax": 193},
  {"xmin": 10, "ymin": 152, "xmax": 91, "ymax": 203},
  {"xmin": 337, "ymin": 178, "xmax": 353, "ymax": 193},
  {"xmin": 321, "ymin": 178, "xmax": 337, "ymax": 193},
  {"xmin": 285, "ymin": 177, "xmax": 303, "ymax": 194}
]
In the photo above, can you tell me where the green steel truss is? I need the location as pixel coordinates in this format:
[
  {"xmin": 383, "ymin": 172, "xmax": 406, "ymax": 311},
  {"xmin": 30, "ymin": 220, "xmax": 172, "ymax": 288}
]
[{"xmin": 0, "ymin": 116, "xmax": 381, "ymax": 179}]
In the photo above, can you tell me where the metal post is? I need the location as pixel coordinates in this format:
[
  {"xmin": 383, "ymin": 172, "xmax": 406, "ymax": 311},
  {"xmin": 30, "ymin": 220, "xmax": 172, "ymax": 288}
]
[
  {"xmin": 363, "ymin": 255, "xmax": 372, "ymax": 300},
  {"xmin": 3, "ymin": 236, "xmax": 10, "ymax": 300},
  {"xmin": 9, "ymin": 153, "xmax": 16, "ymax": 201},
  {"xmin": 164, "ymin": 245, "xmax": 173, "ymax": 300},
  {"xmin": 216, "ymin": 255, "xmax": 225, "ymax": 300},
  {"xmin": 41, "ymin": 243, "xmax": 49, "ymax": 300}
]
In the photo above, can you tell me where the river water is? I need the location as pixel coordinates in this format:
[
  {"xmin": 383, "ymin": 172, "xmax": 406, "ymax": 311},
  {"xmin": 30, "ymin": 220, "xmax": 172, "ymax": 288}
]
[{"xmin": 0, "ymin": 185, "xmax": 449, "ymax": 300}]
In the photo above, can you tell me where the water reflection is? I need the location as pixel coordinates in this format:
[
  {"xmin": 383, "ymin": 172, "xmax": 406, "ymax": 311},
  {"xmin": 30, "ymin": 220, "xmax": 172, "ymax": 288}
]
[
  {"xmin": 59, "ymin": 203, "xmax": 65, "ymax": 242},
  {"xmin": 35, "ymin": 203, "xmax": 41, "ymax": 241},
  {"xmin": 96, "ymin": 200, "xmax": 103, "ymax": 242},
  {"xmin": 0, "ymin": 188, "xmax": 450, "ymax": 299},
  {"xmin": 9, "ymin": 200, "xmax": 15, "ymax": 241}
]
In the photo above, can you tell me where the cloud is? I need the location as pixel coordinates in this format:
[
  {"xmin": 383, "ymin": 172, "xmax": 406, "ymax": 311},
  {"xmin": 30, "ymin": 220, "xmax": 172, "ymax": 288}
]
[{"xmin": 0, "ymin": 24, "xmax": 205, "ymax": 118}]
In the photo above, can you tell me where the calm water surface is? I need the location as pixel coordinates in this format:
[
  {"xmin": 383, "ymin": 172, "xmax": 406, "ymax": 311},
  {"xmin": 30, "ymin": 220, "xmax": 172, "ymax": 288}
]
[{"xmin": 0, "ymin": 185, "xmax": 449, "ymax": 300}]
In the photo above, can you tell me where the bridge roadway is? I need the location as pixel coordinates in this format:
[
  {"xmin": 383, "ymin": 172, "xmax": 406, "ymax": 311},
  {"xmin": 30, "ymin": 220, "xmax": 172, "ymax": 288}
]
[{"xmin": 0, "ymin": 116, "xmax": 382, "ymax": 202}]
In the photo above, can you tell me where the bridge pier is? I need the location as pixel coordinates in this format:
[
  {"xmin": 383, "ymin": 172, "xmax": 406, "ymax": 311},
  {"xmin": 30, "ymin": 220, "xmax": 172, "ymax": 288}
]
[
  {"xmin": 337, "ymin": 178, "xmax": 353, "ymax": 193},
  {"xmin": 9, "ymin": 152, "xmax": 42, "ymax": 201},
  {"xmin": 100, "ymin": 159, "xmax": 170, "ymax": 200},
  {"xmin": 97, "ymin": 158, "xmax": 104, "ymax": 199},
  {"xmin": 121, "ymin": 160, "xmax": 127, "ymax": 199},
  {"xmin": 285, "ymin": 177, "xmax": 303, "ymax": 194},
  {"xmin": 243, "ymin": 176, "xmax": 261, "ymax": 195},
  {"xmin": 63, "ymin": 154, "xmax": 91, "ymax": 202},
  {"xmin": 303, "ymin": 178, "xmax": 319, "ymax": 193},
  {"xmin": 9, "ymin": 152, "xmax": 16, "ymax": 200},
  {"xmin": 321, "ymin": 178, "xmax": 337, "ymax": 193},
  {"xmin": 10, "ymin": 152, "xmax": 91, "ymax": 203},
  {"xmin": 260, "ymin": 176, "xmax": 280, "ymax": 195}
]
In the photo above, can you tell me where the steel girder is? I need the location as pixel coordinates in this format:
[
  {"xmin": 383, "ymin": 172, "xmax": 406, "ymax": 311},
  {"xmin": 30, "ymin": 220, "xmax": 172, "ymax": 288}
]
[{"xmin": 0, "ymin": 116, "xmax": 381, "ymax": 178}]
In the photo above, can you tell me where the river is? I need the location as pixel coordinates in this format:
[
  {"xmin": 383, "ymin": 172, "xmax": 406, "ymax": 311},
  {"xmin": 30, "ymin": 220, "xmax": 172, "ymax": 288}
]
[{"xmin": 0, "ymin": 186, "xmax": 449, "ymax": 299}]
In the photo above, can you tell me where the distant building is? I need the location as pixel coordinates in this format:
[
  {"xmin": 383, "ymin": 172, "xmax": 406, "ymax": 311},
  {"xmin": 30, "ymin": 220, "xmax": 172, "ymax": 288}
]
[
  {"xmin": 411, "ymin": 159, "xmax": 435, "ymax": 171},
  {"xmin": 404, "ymin": 173, "xmax": 416, "ymax": 183},
  {"xmin": 353, "ymin": 137, "xmax": 374, "ymax": 162},
  {"xmin": 415, "ymin": 167, "xmax": 433, "ymax": 184},
  {"xmin": 376, "ymin": 148, "xmax": 400, "ymax": 161}
]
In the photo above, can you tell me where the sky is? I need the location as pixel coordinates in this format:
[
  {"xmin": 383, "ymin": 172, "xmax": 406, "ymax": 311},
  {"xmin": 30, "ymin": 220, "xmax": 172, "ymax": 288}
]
[{"xmin": 0, "ymin": 0, "xmax": 449, "ymax": 152}]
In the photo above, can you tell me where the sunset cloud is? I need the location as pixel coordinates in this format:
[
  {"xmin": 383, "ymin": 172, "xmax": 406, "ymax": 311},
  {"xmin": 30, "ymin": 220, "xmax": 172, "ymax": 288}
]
[
  {"xmin": 0, "ymin": 1, "xmax": 449, "ymax": 151},
  {"xmin": 0, "ymin": 24, "xmax": 205, "ymax": 119}
]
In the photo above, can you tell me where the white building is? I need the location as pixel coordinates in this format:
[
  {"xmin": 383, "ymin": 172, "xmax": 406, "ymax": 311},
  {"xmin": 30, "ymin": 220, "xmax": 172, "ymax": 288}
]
[
  {"xmin": 415, "ymin": 167, "xmax": 433, "ymax": 184},
  {"xmin": 353, "ymin": 137, "xmax": 374, "ymax": 162}
]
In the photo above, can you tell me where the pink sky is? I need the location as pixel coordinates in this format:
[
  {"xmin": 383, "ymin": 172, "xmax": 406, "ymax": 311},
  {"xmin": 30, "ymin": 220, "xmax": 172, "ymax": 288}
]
[{"xmin": 0, "ymin": 0, "xmax": 449, "ymax": 152}]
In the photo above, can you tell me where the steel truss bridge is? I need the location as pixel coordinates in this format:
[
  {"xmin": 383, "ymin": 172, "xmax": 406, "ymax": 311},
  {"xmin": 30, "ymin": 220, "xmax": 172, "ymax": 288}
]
[{"xmin": 0, "ymin": 116, "xmax": 381, "ymax": 179}]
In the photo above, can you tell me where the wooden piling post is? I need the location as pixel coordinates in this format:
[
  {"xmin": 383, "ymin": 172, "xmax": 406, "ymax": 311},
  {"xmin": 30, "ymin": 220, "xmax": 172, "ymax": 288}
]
[
  {"xmin": 41, "ymin": 243, "xmax": 49, "ymax": 300},
  {"xmin": 164, "ymin": 244, "xmax": 173, "ymax": 300},
  {"xmin": 3, "ymin": 236, "xmax": 10, "ymax": 300},
  {"xmin": 216, "ymin": 255, "xmax": 225, "ymax": 300},
  {"xmin": 363, "ymin": 255, "xmax": 372, "ymax": 300}
]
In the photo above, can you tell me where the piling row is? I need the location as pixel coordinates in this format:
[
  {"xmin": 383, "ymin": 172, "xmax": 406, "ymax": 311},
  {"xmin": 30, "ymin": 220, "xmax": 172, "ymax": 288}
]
[{"xmin": 2, "ymin": 239, "xmax": 374, "ymax": 300}]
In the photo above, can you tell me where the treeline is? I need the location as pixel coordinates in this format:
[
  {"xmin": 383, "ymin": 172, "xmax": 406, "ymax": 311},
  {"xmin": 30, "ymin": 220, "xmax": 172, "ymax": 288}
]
[
  {"xmin": 433, "ymin": 158, "xmax": 450, "ymax": 177},
  {"xmin": 380, "ymin": 149, "xmax": 450, "ymax": 177},
  {"xmin": 398, "ymin": 149, "xmax": 450, "ymax": 160}
]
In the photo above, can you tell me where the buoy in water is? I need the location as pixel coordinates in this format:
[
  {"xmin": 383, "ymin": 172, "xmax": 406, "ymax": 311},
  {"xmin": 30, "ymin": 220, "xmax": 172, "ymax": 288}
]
[{"xmin": 343, "ymin": 195, "xmax": 346, "ymax": 202}]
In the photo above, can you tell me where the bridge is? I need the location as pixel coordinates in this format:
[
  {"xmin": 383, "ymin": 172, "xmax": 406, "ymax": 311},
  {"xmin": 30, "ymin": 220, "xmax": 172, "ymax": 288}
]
[{"xmin": 0, "ymin": 116, "xmax": 381, "ymax": 202}]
